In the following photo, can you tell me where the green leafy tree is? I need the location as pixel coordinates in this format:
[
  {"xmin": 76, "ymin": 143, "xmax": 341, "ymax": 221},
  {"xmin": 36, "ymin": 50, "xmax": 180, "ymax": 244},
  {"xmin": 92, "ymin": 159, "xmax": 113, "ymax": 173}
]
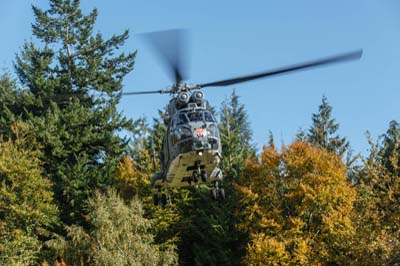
[
  {"xmin": 305, "ymin": 96, "xmax": 349, "ymax": 157},
  {"xmin": 350, "ymin": 123, "xmax": 400, "ymax": 265},
  {"xmin": 14, "ymin": 0, "xmax": 136, "ymax": 225},
  {"xmin": 0, "ymin": 122, "xmax": 59, "ymax": 266},
  {"xmin": 47, "ymin": 190, "xmax": 177, "ymax": 266}
]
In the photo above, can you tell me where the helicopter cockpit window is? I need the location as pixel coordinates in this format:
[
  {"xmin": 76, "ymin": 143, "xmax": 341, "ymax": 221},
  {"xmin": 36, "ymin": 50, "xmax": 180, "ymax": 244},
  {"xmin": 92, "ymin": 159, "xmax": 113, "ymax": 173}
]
[
  {"xmin": 188, "ymin": 112, "xmax": 203, "ymax": 122},
  {"xmin": 177, "ymin": 114, "xmax": 189, "ymax": 125},
  {"xmin": 204, "ymin": 111, "xmax": 215, "ymax": 122}
]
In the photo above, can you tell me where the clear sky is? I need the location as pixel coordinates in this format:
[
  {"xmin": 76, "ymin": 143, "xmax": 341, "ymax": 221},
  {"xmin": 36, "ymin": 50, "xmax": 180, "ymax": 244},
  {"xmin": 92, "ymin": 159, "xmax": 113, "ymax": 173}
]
[{"xmin": 1, "ymin": 0, "xmax": 399, "ymax": 155}]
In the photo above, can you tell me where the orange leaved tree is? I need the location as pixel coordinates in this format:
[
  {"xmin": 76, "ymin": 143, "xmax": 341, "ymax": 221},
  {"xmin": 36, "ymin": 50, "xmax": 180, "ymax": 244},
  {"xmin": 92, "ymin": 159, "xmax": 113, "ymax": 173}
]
[{"xmin": 237, "ymin": 141, "xmax": 355, "ymax": 265}]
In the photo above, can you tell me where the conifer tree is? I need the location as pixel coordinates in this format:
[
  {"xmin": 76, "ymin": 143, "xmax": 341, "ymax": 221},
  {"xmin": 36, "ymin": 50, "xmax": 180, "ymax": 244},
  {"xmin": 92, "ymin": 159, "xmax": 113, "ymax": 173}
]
[
  {"xmin": 219, "ymin": 90, "xmax": 254, "ymax": 177},
  {"xmin": 306, "ymin": 96, "xmax": 349, "ymax": 157},
  {"xmin": 0, "ymin": 74, "xmax": 17, "ymax": 131},
  {"xmin": 379, "ymin": 120, "xmax": 400, "ymax": 174},
  {"xmin": 14, "ymin": 0, "xmax": 136, "ymax": 225}
]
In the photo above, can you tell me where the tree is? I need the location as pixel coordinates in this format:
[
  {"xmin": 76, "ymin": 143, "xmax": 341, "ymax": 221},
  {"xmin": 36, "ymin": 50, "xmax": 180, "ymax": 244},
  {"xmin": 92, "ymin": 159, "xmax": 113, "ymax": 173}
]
[
  {"xmin": 379, "ymin": 120, "xmax": 400, "ymax": 174},
  {"xmin": 14, "ymin": 0, "xmax": 136, "ymax": 225},
  {"xmin": 305, "ymin": 96, "xmax": 349, "ymax": 157},
  {"xmin": 0, "ymin": 122, "xmax": 59, "ymax": 266},
  {"xmin": 349, "ymin": 123, "xmax": 400, "ymax": 265},
  {"xmin": 47, "ymin": 190, "xmax": 177, "ymax": 266},
  {"xmin": 238, "ymin": 141, "xmax": 356, "ymax": 265},
  {"xmin": 219, "ymin": 90, "xmax": 254, "ymax": 177}
]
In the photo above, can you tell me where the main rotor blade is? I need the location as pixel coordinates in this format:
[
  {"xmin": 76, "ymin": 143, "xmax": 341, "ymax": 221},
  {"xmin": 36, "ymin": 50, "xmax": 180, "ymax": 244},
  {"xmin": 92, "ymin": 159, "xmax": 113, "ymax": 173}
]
[
  {"xmin": 122, "ymin": 89, "xmax": 171, "ymax": 95},
  {"xmin": 141, "ymin": 29, "xmax": 189, "ymax": 84},
  {"xmin": 197, "ymin": 49, "xmax": 362, "ymax": 88}
]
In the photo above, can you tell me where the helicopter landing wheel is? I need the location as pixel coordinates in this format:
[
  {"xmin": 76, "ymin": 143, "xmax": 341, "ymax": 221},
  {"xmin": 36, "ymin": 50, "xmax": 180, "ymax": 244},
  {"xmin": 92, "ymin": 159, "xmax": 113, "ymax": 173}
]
[
  {"xmin": 153, "ymin": 188, "xmax": 162, "ymax": 206},
  {"xmin": 200, "ymin": 170, "xmax": 207, "ymax": 182},
  {"xmin": 153, "ymin": 193, "xmax": 160, "ymax": 206},
  {"xmin": 210, "ymin": 181, "xmax": 225, "ymax": 201},
  {"xmin": 161, "ymin": 193, "xmax": 168, "ymax": 207},
  {"xmin": 211, "ymin": 188, "xmax": 217, "ymax": 200},
  {"xmin": 192, "ymin": 171, "xmax": 199, "ymax": 183},
  {"xmin": 219, "ymin": 188, "xmax": 225, "ymax": 200}
]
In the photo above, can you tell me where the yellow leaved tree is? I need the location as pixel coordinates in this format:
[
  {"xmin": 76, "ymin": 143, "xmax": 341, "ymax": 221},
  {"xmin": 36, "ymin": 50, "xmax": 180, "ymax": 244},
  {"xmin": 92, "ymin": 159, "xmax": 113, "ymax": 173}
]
[{"xmin": 237, "ymin": 141, "xmax": 355, "ymax": 265}]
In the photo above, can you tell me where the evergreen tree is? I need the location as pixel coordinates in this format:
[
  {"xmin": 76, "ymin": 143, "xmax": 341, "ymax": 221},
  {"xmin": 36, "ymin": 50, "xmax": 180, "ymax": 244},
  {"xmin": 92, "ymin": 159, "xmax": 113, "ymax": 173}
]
[
  {"xmin": 219, "ymin": 90, "xmax": 254, "ymax": 177},
  {"xmin": 306, "ymin": 96, "xmax": 349, "ymax": 157},
  {"xmin": 151, "ymin": 110, "xmax": 168, "ymax": 169},
  {"xmin": 0, "ymin": 73, "xmax": 17, "ymax": 132},
  {"xmin": 379, "ymin": 120, "xmax": 400, "ymax": 174},
  {"xmin": 14, "ymin": 0, "xmax": 136, "ymax": 225}
]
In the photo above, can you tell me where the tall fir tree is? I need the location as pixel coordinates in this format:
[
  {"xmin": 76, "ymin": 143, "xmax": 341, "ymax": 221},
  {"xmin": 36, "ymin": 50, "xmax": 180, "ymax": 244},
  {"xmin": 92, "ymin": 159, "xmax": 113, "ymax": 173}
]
[
  {"xmin": 379, "ymin": 120, "xmax": 400, "ymax": 174},
  {"xmin": 219, "ymin": 90, "xmax": 254, "ymax": 177},
  {"xmin": 305, "ymin": 96, "xmax": 349, "ymax": 157},
  {"xmin": 14, "ymin": 0, "xmax": 136, "ymax": 225}
]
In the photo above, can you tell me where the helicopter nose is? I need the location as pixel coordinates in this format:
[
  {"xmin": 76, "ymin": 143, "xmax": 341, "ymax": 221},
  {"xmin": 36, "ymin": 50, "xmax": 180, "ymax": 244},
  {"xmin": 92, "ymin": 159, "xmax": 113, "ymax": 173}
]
[{"xmin": 194, "ymin": 127, "xmax": 206, "ymax": 139}]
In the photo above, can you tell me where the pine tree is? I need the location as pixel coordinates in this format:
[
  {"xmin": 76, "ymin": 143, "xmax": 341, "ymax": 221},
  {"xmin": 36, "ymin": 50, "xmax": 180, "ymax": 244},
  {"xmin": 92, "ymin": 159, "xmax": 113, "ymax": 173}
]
[
  {"xmin": 306, "ymin": 96, "xmax": 349, "ymax": 157},
  {"xmin": 14, "ymin": 0, "xmax": 136, "ymax": 225},
  {"xmin": 219, "ymin": 90, "xmax": 254, "ymax": 177},
  {"xmin": 380, "ymin": 120, "xmax": 400, "ymax": 174}
]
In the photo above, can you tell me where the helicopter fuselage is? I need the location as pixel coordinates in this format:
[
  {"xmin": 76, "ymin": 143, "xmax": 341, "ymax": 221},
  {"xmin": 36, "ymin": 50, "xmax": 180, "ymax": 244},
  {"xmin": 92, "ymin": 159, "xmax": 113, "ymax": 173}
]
[{"xmin": 152, "ymin": 91, "xmax": 223, "ymax": 188}]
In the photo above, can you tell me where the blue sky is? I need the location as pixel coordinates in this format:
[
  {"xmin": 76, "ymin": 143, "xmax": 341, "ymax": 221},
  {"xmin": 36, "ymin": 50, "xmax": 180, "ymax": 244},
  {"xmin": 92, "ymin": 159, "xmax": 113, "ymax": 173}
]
[{"xmin": 1, "ymin": 0, "xmax": 399, "ymax": 155}]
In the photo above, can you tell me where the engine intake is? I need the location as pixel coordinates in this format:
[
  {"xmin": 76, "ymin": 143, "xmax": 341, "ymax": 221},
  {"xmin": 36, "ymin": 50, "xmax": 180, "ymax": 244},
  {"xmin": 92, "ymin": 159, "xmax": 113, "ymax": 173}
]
[
  {"xmin": 191, "ymin": 90, "xmax": 204, "ymax": 105},
  {"xmin": 176, "ymin": 92, "xmax": 190, "ymax": 107}
]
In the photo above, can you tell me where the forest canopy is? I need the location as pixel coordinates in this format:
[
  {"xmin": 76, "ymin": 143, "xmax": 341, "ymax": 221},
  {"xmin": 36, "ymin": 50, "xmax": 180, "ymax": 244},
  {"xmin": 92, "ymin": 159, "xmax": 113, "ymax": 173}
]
[{"xmin": 0, "ymin": 1, "xmax": 399, "ymax": 265}]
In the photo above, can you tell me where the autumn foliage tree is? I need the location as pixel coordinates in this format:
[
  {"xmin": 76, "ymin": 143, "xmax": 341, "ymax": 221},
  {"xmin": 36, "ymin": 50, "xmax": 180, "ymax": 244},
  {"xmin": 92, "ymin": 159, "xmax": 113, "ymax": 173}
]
[
  {"xmin": 0, "ymin": 122, "xmax": 59, "ymax": 265},
  {"xmin": 238, "ymin": 141, "xmax": 356, "ymax": 265}
]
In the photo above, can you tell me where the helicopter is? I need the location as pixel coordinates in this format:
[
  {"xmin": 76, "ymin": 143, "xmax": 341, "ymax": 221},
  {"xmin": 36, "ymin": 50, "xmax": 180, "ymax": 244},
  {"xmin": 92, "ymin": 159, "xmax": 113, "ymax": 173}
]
[{"xmin": 123, "ymin": 29, "xmax": 362, "ymax": 205}]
